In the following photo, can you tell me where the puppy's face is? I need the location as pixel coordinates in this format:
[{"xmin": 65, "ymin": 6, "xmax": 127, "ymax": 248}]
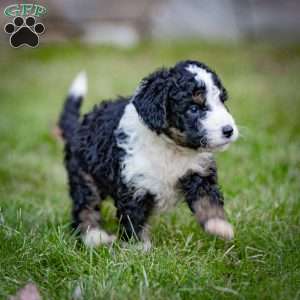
[{"xmin": 133, "ymin": 60, "xmax": 238, "ymax": 151}]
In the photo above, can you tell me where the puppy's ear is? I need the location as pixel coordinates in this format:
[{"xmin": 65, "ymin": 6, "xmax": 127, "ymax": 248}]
[{"xmin": 133, "ymin": 68, "xmax": 171, "ymax": 133}]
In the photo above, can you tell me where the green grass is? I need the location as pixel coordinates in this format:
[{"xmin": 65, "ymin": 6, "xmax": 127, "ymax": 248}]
[{"xmin": 0, "ymin": 40, "xmax": 300, "ymax": 299}]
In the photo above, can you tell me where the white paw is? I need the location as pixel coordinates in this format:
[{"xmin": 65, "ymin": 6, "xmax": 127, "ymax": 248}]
[
  {"xmin": 204, "ymin": 218, "xmax": 234, "ymax": 240},
  {"xmin": 82, "ymin": 228, "xmax": 116, "ymax": 247},
  {"xmin": 121, "ymin": 240, "xmax": 152, "ymax": 252},
  {"xmin": 138, "ymin": 240, "xmax": 152, "ymax": 252}
]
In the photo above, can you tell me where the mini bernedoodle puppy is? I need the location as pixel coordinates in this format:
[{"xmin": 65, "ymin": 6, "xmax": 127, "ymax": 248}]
[{"xmin": 58, "ymin": 60, "xmax": 239, "ymax": 250}]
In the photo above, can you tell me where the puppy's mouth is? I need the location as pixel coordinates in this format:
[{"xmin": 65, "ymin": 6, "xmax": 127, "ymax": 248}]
[
  {"xmin": 206, "ymin": 129, "xmax": 239, "ymax": 152},
  {"xmin": 206, "ymin": 141, "xmax": 232, "ymax": 152},
  {"xmin": 163, "ymin": 127, "xmax": 237, "ymax": 152}
]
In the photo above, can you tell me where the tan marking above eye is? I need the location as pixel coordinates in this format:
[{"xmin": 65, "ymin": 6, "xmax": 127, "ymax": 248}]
[{"xmin": 192, "ymin": 90, "xmax": 205, "ymax": 105}]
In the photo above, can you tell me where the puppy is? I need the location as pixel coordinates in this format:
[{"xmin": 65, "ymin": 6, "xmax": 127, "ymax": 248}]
[{"xmin": 58, "ymin": 60, "xmax": 239, "ymax": 249}]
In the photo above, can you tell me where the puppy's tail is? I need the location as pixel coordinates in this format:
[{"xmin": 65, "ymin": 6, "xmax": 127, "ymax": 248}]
[{"xmin": 58, "ymin": 71, "xmax": 87, "ymax": 143}]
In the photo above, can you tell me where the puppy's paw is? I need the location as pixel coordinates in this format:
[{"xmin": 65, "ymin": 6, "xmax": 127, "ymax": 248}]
[
  {"xmin": 138, "ymin": 240, "xmax": 152, "ymax": 252},
  {"xmin": 82, "ymin": 227, "xmax": 116, "ymax": 247},
  {"xmin": 204, "ymin": 218, "xmax": 234, "ymax": 240},
  {"xmin": 121, "ymin": 240, "xmax": 152, "ymax": 252}
]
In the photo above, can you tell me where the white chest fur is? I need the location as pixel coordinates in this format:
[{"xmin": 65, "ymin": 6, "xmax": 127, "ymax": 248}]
[{"xmin": 117, "ymin": 103, "xmax": 213, "ymax": 212}]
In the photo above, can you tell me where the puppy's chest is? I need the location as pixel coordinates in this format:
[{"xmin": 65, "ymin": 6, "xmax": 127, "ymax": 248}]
[
  {"xmin": 117, "ymin": 104, "xmax": 212, "ymax": 212},
  {"xmin": 122, "ymin": 147, "xmax": 207, "ymax": 211}
]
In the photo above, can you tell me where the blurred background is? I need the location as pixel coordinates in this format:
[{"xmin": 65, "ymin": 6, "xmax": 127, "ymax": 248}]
[{"xmin": 1, "ymin": 0, "xmax": 300, "ymax": 46}]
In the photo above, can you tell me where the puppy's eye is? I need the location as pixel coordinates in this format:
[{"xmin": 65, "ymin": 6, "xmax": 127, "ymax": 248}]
[
  {"xmin": 189, "ymin": 105, "xmax": 199, "ymax": 114},
  {"xmin": 192, "ymin": 90, "xmax": 205, "ymax": 105}
]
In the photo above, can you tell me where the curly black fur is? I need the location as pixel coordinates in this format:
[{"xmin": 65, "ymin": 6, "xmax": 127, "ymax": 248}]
[{"xmin": 178, "ymin": 168, "xmax": 225, "ymax": 226}]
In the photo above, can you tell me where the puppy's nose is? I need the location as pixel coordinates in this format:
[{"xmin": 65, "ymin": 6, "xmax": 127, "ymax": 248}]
[{"xmin": 222, "ymin": 125, "xmax": 233, "ymax": 138}]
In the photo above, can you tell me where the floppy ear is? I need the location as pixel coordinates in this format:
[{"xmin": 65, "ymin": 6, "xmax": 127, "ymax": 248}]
[{"xmin": 132, "ymin": 68, "xmax": 171, "ymax": 133}]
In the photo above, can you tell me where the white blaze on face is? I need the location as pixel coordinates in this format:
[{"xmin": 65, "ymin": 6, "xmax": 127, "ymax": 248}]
[{"xmin": 186, "ymin": 64, "xmax": 239, "ymax": 150}]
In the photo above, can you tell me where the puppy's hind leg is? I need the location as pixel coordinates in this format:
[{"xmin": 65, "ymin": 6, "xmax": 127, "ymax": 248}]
[{"xmin": 66, "ymin": 156, "xmax": 116, "ymax": 247}]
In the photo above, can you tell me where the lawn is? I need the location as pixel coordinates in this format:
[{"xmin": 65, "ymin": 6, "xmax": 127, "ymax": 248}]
[{"xmin": 0, "ymin": 40, "xmax": 300, "ymax": 299}]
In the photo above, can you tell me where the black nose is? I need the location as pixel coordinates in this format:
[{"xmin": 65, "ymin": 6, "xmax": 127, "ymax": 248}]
[{"xmin": 222, "ymin": 125, "xmax": 234, "ymax": 138}]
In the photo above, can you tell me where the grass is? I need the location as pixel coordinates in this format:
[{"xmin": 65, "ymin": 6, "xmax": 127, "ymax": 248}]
[{"xmin": 0, "ymin": 40, "xmax": 300, "ymax": 299}]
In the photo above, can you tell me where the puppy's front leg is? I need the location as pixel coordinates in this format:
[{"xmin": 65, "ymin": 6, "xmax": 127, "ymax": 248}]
[
  {"xmin": 117, "ymin": 191, "xmax": 155, "ymax": 251},
  {"xmin": 179, "ymin": 171, "xmax": 234, "ymax": 240}
]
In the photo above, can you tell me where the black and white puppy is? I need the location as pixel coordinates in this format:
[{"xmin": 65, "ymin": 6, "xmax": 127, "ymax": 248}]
[{"xmin": 59, "ymin": 60, "xmax": 239, "ymax": 249}]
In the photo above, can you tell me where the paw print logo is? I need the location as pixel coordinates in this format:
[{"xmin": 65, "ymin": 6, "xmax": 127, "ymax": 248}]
[{"xmin": 4, "ymin": 16, "xmax": 45, "ymax": 48}]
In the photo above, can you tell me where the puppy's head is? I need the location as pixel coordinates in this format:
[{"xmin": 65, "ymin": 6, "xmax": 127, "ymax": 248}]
[{"xmin": 133, "ymin": 60, "xmax": 238, "ymax": 151}]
